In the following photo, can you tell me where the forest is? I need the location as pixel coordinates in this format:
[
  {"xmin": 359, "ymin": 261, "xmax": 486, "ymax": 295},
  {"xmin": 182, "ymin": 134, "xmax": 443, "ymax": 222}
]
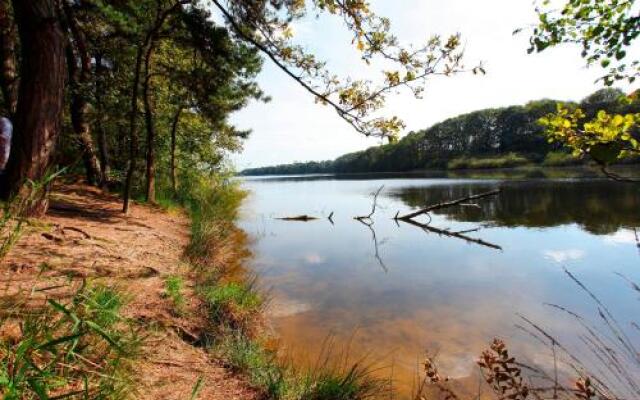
[{"xmin": 242, "ymin": 88, "xmax": 640, "ymax": 175}]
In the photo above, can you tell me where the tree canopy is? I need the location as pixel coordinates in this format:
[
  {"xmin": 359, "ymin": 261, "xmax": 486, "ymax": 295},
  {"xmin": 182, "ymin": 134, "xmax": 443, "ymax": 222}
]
[
  {"xmin": 242, "ymin": 89, "xmax": 640, "ymax": 175},
  {"xmin": 0, "ymin": 0, "xmax": 478, "ymax": 214}
]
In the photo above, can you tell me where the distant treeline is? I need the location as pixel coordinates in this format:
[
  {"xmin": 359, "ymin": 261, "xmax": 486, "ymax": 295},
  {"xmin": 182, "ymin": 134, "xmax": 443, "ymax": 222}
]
[{"xmin": 242, "ymin": 88, "xmax": 640, "ymax": 175}]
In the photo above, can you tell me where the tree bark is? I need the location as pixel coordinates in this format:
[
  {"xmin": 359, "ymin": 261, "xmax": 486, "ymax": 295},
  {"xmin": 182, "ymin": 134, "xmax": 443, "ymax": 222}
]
[
  {"xmin": 143, "ymin": 44, "xmax": 156, "ymax": 203},
  {"xmin": 122, "ymin": 45, "xmax": 144, "ymax": 214},
  {"xmin": 63, "ymin": 3, "xmax": 101, "ymax": 186},
  {"xmin": 94, "ymin": 53, "xmax": 110, "ymax": 188},
  {"xmin": 1, "ymin": 0, "xmax": 66, "ymax": 215},
  {"xmin": 169, "ymin": 106, "xmax": 182, "ymax": 194},
  {"xmin": 0, "ymin": 0, "xmax": 18, "ymax": 117}
]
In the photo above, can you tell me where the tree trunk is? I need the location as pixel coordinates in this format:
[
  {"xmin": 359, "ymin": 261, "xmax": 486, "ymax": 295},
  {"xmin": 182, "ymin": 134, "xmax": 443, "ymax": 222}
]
[
  {"xmin": 170, "ymin": 106, "xmax": 182, "ymax": 194},
  {"xmin": 63, "ymin": 2, "xmax": 101, "ymax": 186},
  {"xmin": 143, "ymin": 45, "xmax": 156, "ymax": 203},
  {"xmin": 1, "ymin": 0, "xmax": 66, "ymax": 216},
  {"xmin": 122, "ymin": 46, "xmax": 144, "ymax": 214},
  {"xmin": 0, "ymin": 0, "xmax": 18, "ymax": 117},
  {"xmin": 121, "ymin": 0, "xmax": 184, "ymax": 213},
  {"xmin": 94, "ymin": 53, "xmax": 110, "ymax": 188}
]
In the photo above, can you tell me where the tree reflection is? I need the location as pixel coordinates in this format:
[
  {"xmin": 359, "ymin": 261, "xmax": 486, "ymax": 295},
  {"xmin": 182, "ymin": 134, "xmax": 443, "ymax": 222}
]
[{"xmin": 392, "ymin": 180, "xmax": 640, "ymax": 235}]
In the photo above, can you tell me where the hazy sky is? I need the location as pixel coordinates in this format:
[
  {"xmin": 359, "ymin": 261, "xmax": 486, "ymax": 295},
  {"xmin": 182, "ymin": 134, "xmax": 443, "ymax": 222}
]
[{"xmin": 229, "ymin": 0, "xmax": 636, "ymax": 169}]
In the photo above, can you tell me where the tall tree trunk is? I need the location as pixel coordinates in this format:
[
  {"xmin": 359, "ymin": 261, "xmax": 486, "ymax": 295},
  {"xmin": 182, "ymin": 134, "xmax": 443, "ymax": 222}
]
[
  {"xmin": 0, "ymin": 0, "xmax": 66, "ymax": 215},
  {"xmin": 0, "ymin": 0, "xmax": 18, "ymax": 117},
  {"xmin": 94, "ymin": 53, "xmax": 110, "ymax": 188},
  {"xmin": 170, "ymin": 106, "xmax": 182, "ymax": 194},
  {"xmin": 122, "ymin": 0, "xmax": 185, "ymax": 212},
  {"xmin": 122, "ymin": 46, "xmax": 144, "ymax": 214},
  {"xmin": 62, "ymin": 2, "xmax": 101, "ymax": 186},
  {"xmin": 143, "ymin": 45, "xmax": 156, "ymax": 203}
]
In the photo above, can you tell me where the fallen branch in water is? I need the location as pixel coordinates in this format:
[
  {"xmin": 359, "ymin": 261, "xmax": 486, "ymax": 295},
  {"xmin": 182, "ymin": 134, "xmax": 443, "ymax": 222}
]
[
  {"xmin": 276, "ymin": 215, "xmax": 319, "ymax": 222},
  {"xmin": 399, "ymin": 218, "xmax": 502, "ymax": 250},
  {"xmin": 396, "ymin": 189, "xmax": 500, "ymax": 221}
]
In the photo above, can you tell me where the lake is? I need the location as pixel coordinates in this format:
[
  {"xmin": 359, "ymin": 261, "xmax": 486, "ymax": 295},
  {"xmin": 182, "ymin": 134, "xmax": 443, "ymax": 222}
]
[{"xmin": 238, "ymin": 170, "xmax": 640, "ymax": 398}]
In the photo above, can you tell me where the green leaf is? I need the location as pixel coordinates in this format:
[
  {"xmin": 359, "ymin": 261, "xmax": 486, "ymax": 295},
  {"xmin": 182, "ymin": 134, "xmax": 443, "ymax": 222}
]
[{"xmin": 84, "ymin": 320, "xmax": 122, "ymax": 352}]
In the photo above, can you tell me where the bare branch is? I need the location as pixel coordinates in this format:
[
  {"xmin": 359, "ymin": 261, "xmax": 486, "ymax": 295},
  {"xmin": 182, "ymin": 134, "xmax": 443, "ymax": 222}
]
[
  {"xmin": 600, "ymin": 165, "xmax": 640, "ymax": 184},
  {"xmin": 397, "ymin": 189, "xmax": 500, "ymax": 221},
  {"xmin": 355, "ymin": 185, "xmax": 384, "ymax": 220}
]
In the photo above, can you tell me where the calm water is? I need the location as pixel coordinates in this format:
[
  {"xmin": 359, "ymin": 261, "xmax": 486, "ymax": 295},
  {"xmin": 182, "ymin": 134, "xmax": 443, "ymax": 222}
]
[{"xmin": 239, "ymin": 171, "xmax": 640, "ymax": 397}]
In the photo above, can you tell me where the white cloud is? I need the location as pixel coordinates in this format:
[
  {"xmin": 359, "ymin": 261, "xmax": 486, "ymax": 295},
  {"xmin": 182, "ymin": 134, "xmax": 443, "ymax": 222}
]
[
  {"xmin": 303, "ymin": 253, "xmax": 325, "ymax": 264},
  {"xmin": 604, "ymin": 229, "xmax": 639, "ymax": 246},
  {"xmin": 267, "ymin": 298, "xmax": 311, "ymax": 317},
  {"xmin": 543, "ymin": 249, "xmax": 586, "ymax": 263}
]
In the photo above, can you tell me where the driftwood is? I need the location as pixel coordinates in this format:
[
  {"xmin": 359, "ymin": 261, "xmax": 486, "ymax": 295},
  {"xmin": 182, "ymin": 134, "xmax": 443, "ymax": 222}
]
[
  {"xmin": 396, "ymin": 189, "xmax": 501, "ymax": 221},
  {"xmin": 276, "ymin": 215, "xmax": 319, "ymax": 222}
]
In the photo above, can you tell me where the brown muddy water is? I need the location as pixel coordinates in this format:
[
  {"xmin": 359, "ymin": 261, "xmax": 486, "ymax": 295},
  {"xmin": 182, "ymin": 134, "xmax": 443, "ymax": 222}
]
[{"xmin": 239, "ymin": 170, "xmax": 640, "ymax": 398}]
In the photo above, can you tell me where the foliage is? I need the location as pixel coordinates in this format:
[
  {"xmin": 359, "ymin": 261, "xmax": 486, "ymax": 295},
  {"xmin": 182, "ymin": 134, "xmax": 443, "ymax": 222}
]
[
  {"xmin": 0, "ymin": 284, "xmax": 140, "ymax": 399},
  {"xmin": 529, "ymin": 0, "xmax": 640, "ymax": 86},
  {"xmin": 200, "ymin": 0, "xmax": 476, "ymax": 140},
  {"xmin": 541, "ymin": 105, "xmax": 640, "ymax": 163},
  {"xmin": 529, "ymin": 1, "xmax": 640, "ymax": 180}
]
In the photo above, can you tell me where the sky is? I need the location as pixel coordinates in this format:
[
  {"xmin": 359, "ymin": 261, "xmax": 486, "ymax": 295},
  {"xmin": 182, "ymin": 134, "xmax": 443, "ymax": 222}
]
[{"xmin": 229, "ymin": 0, "xmax": 637, "ymax": 170}]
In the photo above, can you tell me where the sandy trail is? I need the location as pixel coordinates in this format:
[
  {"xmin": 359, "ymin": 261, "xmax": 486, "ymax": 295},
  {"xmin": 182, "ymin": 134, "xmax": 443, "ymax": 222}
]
[{"xmin": 1, "ymin": 183, "xmax": 257, "ymax": 399}]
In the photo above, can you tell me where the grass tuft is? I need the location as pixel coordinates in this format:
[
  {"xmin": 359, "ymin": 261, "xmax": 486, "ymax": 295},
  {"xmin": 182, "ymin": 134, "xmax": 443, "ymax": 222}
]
[
  {"xmin": 163, "ymin": 275, "xmax": 186, "ymax": 314},
  {"xmin": 0, "ymin": 284, "xmax": 140, "ymax": 399}
]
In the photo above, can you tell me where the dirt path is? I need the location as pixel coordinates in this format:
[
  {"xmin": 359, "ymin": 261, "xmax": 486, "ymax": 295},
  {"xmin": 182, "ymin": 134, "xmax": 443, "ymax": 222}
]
[{"xmin": 1, "ymin": 183, "xmax": 257, "ymax": 399}]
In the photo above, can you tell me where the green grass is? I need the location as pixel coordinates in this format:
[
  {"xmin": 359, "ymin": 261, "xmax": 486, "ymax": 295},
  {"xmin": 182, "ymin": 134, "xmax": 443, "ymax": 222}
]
[
  {"xmin": 218, "ymin": 334, "xmax": 287, "ymax": 398},
  {"xmin": 201, "ymin": 281, "xmax": 262, "ymax": 330},
  {"xmin": 447, "ymin": 153, "xmax": 532, "ymax": 170},
  {"xmin": 0, "ymin": 284, "xmax": 140, "ymax": 399},
  {"xmin": 164, "ymin": 275, "xmax": 186, "ymax": 314}
]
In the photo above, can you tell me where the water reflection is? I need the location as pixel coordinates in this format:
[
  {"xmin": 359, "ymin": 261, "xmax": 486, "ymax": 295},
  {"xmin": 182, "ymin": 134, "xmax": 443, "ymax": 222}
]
[
  {"xmin": 239, "ymin": 173, "xmax": 640, "ymax": 398},
  {"xmin": 392, "ymin": 180, "xmax": 640, "ymax": 235}
]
